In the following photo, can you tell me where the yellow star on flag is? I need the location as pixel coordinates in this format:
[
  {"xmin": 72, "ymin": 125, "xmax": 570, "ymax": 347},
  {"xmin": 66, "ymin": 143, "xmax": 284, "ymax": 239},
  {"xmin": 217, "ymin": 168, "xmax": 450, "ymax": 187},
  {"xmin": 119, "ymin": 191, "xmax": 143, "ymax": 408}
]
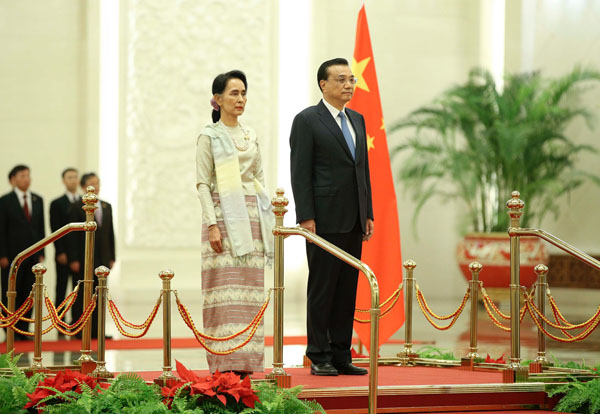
[
  {"xmin": 367, "ymin": 134, "xmax": 375, "ymax": 151},
  {"xmin": 352, "ymin": 57, "xmax": 371, "ymax": 92},
  {"xmin": 380, "ymin": 117, "xmax": 385, "ymax": 131}
]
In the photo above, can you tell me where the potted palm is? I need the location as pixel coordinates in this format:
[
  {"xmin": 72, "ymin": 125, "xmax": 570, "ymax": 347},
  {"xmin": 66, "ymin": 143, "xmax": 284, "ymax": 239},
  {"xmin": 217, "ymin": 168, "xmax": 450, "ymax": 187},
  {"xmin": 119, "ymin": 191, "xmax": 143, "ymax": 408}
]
[{"xmin": 389, "ymin": 67, "xmax": 600, "ymax": 292}]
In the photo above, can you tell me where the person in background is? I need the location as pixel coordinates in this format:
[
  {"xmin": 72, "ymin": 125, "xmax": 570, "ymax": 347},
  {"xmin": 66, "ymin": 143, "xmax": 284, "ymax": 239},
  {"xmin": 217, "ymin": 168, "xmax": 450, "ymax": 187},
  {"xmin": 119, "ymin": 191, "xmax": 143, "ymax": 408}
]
[
  {"xmin": 68, "ymin": 172, "xmax": 115, "ymax": 339},
  {"xmin": 50, "ymin": 168, "xmax": 80, "ymax": 338},
  {"xmin": 0, "ymin": 165, "xmax": 45, "ymax": 341}
]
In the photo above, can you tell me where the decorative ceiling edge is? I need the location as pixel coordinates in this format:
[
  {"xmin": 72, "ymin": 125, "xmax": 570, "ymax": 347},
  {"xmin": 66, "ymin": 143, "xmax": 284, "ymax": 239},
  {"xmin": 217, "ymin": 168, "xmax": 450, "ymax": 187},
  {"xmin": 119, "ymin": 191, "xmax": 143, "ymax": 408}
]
[{"xmin": 298, "ymin": 382, "xmax": 547, "ymax": 398}]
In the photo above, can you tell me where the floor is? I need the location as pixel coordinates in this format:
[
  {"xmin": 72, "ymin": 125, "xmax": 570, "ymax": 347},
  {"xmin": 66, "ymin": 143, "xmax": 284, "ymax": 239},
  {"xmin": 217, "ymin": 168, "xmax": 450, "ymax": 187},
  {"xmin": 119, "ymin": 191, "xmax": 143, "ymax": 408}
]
[{"xmin": 4, "ymin": 286, "xmax": 600, "ymax": 374}]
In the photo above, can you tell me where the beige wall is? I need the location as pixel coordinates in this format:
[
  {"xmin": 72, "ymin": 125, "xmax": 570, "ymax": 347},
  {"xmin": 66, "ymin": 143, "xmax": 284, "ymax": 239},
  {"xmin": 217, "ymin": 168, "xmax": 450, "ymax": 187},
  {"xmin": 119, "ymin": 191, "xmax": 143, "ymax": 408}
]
[
  {"xmin": 1, "ymin": 0, "xmax": 599, "ymax": 304},
  {"xmin": 0, "ymin": 0, "xmax": 98, "ymax": 298},
  {"xmin": 512, "ymin": 0, "xmax": 600, "ymax": 252}
]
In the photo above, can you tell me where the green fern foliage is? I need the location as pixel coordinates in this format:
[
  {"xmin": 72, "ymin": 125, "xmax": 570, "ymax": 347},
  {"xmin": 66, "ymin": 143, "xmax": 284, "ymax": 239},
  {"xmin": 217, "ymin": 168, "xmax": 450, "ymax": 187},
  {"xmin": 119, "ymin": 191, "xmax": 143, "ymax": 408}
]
[
  {"xmin": 0, "ymin": 353, "xmax": 325, "ymax": 414},
  {"xmin": 549, "ymin": 378, "xmax": 600, "ymax": 413},
  {"xmin": 0, "ymin": 352, "xmax": 44, "ymax": 414},
  {"xmin": 240, "ymin": 382, "xmax": 325, "ymax": 414},
  {"xmin": 415, "ymin": 346, "xmax": 457, "ymax": 361}
]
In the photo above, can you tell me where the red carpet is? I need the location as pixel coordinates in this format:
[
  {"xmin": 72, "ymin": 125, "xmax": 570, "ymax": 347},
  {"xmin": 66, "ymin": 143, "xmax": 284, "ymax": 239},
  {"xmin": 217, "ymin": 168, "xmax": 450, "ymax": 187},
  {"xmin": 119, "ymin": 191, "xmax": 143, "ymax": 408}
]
[
  {"xmin": 133, "ymin": 366, "xmax": 503, "ymax": 388},
  {"xmin": 1, "ymin": 335, "xmax": 431, "ymax": 354}
]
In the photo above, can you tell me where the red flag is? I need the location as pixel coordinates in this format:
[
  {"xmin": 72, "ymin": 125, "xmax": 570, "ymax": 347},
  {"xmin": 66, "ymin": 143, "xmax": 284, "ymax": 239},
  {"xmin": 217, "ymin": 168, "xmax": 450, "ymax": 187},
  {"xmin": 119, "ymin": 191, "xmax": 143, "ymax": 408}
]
[{"xmin": 348, "ymin": 4, "xmax": 404, "ymax": 352}]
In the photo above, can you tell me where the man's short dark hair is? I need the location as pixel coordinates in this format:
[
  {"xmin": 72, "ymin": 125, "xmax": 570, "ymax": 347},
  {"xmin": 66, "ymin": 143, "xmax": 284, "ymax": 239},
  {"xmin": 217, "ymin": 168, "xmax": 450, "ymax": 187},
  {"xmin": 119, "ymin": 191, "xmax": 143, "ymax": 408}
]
[
  {"xmin": 317, "ymin": 58, "xmax": 349, "ymax": 91},
  {"xmin": 8, "ymin": 165, "xmax": 29, "ymax": 180},
  {"xmin": 80, "ymin": 172, "xmax": 98, "ymax": 188},
  {"xmin": 62, "ymin": 167, "xmax": 78, "ymax": 178}
]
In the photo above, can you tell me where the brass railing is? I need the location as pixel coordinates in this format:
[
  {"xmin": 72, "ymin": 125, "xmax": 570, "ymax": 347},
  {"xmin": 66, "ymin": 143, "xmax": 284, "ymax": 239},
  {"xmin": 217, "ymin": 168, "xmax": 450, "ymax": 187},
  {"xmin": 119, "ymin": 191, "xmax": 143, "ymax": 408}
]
[
  {"xmin": 6, "ymin": 185, "xmax": 98, "ymax": 355},
  {"xmin": 506, "ymin": 190, "xmax": 600, "ymax": 377},
  {"xmin": 266, "ymin": 188, "xmax": 380, "ymax": 414}
]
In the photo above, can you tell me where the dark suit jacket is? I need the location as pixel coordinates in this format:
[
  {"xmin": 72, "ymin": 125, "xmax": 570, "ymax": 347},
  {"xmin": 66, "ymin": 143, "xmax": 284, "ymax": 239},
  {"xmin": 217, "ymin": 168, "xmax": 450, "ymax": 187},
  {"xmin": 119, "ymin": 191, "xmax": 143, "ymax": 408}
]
[
  {"xmin": 290, "ymin": 100, "xmax": 373, "ymax": 234},
  {"xmin": 0, "ymin": 190, "xmax": 45, "ymax": 261},
  {"xmin": 67, "ymin": 199, "xmax": 116, "ymax": 269},
  {"xmin": 50, "ymin": 194, "xmax": 77, "ymax": 256}
]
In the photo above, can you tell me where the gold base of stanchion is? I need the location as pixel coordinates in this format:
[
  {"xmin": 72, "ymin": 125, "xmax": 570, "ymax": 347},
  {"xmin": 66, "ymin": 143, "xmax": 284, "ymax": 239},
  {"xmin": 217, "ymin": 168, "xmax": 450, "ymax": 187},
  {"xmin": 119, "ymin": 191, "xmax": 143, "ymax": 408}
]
[
  {"xmin": 24, "ymin": 368, "xmax": 50, "ymax": 376},
  {"xmin": 265, "ymin": 372, "xmax": 291, "ymax": 388},
  {"xmin": 302, "ymin": 355, "xmax": 311, "ymax": 368},
  {"xmin": 460, "ymin": 357, "xmax": 476, "ymax": 371},
  {"xmin": 80, "ymin": 361, "xmax": 97, "ymax": 375},
  {"xmin": 528, "ymin": 362, "xmax": 543, "ymax": 373},
  {"xmin": 91, "ymin": 363, "xmax": 114, "ymax": 379},
  {"xmin": 502, "ymin": 366, "xmax": 529, "ymax": 383},
  {"xmin": 397, "ymin": 350, "xmax": 418, "ymax": 366},
  {"xmin": 154, "ymin": 377, "xmax": 180, "ymax": 387}
]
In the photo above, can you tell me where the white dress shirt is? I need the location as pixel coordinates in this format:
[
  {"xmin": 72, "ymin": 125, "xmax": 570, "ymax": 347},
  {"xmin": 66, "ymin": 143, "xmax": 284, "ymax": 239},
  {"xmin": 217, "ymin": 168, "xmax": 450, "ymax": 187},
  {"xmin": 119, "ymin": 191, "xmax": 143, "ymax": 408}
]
[
  {"xmin": 66, "ymin": 192, "xmax": 79, "ymax": 204},
  {"xmin": 13, "ymin": 188, "xmax": 32, "ymax": 209}
]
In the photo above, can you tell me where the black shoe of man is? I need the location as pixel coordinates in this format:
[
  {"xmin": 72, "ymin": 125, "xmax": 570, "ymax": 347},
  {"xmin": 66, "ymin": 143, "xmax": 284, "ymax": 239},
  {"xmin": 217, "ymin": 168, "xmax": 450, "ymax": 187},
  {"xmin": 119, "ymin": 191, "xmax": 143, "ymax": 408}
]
[
  {"xmin": 310, "ymin": 362, "xmax": 338, "ymax": 376},
  {"xmin": 333, "ymin": 362, "xmax": 368, "ymax": 375}
]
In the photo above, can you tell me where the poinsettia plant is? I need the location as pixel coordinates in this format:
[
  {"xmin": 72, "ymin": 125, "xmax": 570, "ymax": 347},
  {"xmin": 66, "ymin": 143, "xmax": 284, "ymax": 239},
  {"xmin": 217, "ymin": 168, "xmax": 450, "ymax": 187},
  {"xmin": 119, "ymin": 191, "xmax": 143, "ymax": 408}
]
[
  {"xmin": 484, "ymin": 353, "xmax": 506, "ymax": 364},
  {"xmin": 25, "ymin": 369, "xmax": 110, "ymax": 412},
  {"xmin": 161, "ymin": 360, "xmax": 259, "ymax": 411}
]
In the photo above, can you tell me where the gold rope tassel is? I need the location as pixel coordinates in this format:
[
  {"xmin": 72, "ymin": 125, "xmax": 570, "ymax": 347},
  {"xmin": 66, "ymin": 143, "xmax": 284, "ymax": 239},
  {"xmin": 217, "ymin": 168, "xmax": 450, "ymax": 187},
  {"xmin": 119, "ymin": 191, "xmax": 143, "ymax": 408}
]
[
  {"xmin": 45, "ymin": 293, "xmax": 97, "ymax": 336},
  {"xmin": 415, "ymin": 284, "xmax": 469, "ymax": 330},
  {"xmin": 175, "ymin": 289, "xmax": 271, "ymax": 355},
  {"xmin": 354, "ymin": 285, "xmax": 403, "ymax": 323},
  {"xmin": 108, "ymin": 294, "xmax": 162, "ymax": 338}
]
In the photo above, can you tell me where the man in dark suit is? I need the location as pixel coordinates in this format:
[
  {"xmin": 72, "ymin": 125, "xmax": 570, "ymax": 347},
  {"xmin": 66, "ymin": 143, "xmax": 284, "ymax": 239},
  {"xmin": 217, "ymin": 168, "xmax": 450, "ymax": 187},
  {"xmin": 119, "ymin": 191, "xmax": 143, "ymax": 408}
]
[
  {"xmin": 0, "ymin": 165, "xmax": 46, "ymax": 340},
  {"xmin": 290, "ymin": 58, "xmax": 374, "ymax": 376},
  {"xmin": 68, "ymin": 172, "xmax": 115, "ymax": 338},
  {"xmin": 49, "ymin": 168, "xmax": 80, "ymax": 333}
]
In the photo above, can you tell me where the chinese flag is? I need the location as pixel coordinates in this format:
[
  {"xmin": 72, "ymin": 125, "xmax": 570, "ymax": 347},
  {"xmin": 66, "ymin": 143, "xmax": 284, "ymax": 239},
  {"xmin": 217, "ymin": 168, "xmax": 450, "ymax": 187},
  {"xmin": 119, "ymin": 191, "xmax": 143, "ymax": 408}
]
[{"xmin": 348, "ymin": 4, "xmax": 404, "ymax": 352}]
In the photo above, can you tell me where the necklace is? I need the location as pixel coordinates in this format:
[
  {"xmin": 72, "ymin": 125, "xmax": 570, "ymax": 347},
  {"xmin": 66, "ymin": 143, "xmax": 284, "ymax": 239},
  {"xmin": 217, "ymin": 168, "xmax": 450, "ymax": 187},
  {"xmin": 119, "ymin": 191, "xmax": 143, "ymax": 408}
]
[{"xmin": 220, "ymin": 121, "xmax": 250, "ymax": 151}]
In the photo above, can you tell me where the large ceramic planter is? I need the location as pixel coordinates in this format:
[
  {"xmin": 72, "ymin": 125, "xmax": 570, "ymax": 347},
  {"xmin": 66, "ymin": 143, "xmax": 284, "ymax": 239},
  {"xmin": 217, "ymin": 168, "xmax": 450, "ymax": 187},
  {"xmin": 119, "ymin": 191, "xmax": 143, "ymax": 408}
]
[{"xmin": 456, "ymin": 232, "xmax": 548, "ymax": 291}]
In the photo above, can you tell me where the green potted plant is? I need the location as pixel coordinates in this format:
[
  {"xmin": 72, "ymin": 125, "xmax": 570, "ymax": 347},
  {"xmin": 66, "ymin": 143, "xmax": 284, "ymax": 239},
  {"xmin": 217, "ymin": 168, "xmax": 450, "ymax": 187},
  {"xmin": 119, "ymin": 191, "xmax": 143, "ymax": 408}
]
[{"xmin": 389, "ymin": 67, "xmax": 600, "ymax": 291}]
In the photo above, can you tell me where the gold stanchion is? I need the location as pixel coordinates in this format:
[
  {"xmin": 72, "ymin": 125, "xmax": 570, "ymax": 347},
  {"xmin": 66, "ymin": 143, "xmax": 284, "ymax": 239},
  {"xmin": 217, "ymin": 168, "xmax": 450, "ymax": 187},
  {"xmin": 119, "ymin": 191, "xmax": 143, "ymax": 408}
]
[
  {"xmin": 155, "ymin": 269, "xmax": 177, "ymax": 386},
  {"xmin": 505, "ymin": 191, "xmax": 528, "ymax": 382},
  {"xmin": 462, "ymin": 262, "xmax": 482, "ymax": 369},
  {"xmin": 91, "ymin": 266, "xmax": 113, "ymax": 379},
  {"xmin": 27, "ymin": 264, "xmax": 47, "ymax": 373},
  {"xmin": 529, "ymin": 264, "xmax": 550, "ymax": 373},
  {"xmin": 398, "ymin": 259, "xmax": 417, "ymax": 365},
  {"xmin": 265, "ymin": 188, "xmax": 291, "ymax": 387},
  {"xmin": 76, "ymin": 186, "xmax": 98, "ymax": 371},
  {"xmin": 5, "ymin": 221, "xmax": 95, "ymax": 354}
]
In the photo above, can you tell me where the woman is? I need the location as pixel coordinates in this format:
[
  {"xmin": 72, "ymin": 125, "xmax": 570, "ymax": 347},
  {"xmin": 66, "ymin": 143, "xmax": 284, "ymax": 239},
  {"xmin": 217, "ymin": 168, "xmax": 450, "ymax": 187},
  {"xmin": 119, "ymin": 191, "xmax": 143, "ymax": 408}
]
[{"xmin": 196, "ymin": 70, "xmax": 273, "ymax": 376}]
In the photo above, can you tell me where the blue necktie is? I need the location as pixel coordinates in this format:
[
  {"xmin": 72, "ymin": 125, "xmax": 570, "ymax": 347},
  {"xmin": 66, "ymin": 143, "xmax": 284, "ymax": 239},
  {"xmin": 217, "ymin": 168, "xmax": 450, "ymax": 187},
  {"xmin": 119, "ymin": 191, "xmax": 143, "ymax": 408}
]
[{"xmin": 338, "ymin": 112, "xmax": 355, "ymax": 159}]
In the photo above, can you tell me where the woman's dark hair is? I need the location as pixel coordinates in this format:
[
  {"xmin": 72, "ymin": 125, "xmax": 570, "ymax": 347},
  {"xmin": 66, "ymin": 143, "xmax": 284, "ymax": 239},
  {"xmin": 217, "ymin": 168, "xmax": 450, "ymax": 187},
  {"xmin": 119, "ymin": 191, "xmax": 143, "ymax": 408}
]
[
  {"xmin": 211, "ymin": 70, "xmax": 248, "ymax": 123},
  {"xmin": 317, "ymin": 58, "xmax": 349, "ymax": 91}
]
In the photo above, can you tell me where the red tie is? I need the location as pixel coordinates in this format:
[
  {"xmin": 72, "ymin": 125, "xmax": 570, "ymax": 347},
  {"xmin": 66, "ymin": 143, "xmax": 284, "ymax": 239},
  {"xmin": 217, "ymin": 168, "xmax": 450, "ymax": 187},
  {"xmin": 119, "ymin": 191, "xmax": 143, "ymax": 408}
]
[{"xmin": 23, "ymin": 194, "xmax": 31, "ymax": 222}]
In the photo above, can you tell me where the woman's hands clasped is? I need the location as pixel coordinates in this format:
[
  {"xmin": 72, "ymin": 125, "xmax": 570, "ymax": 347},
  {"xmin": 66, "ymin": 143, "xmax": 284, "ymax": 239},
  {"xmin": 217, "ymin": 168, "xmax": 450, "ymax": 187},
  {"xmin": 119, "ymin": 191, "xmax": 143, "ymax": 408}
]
[{"xmin": 208, "ymin": 225, "xmax": 223, "ymax": 253}]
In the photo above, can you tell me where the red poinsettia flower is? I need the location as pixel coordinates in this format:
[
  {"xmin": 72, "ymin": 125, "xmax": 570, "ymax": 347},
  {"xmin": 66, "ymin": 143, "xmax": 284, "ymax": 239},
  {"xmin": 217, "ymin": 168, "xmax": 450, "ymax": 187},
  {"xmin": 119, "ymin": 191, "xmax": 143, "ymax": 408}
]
[
  {"xmin": 484, "ymin": 353, "xmax": 506, "ymax": 364},
  {"xmin": 163, "ymin": 360, "xmax": 260, "ymax": 409},
  {"xmin": 351, "ymin": 347, "xmax": 369, "ymax": 359},
  {"xmin": 24, "ymin": 369, "xmax": 108, "ymax": 411}
]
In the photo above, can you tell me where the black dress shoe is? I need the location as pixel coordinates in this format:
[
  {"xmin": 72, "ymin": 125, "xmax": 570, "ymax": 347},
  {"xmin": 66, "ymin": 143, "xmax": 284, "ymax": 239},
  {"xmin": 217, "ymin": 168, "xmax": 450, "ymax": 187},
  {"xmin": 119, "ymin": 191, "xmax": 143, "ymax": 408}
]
[
  {"xmin": 333, "ymin": 362, "xmax": 368, "ymax": 375},
  {"xmin": 310, "ymin": 362, "xmax": 338, "ymax": 376}
]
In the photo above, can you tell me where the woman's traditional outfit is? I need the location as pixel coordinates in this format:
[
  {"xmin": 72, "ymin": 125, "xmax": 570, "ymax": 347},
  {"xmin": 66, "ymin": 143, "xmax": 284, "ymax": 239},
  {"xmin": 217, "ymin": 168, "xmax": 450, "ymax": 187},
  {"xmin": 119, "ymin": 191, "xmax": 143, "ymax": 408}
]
[{"xmin": 196, "ymin": 121, "xmax": 273, "ymax": 373}]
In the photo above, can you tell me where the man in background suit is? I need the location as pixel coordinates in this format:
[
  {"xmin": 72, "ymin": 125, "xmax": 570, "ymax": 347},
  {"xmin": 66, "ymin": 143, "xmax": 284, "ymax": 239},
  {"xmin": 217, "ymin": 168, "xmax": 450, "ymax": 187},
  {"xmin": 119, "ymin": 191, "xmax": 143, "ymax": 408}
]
[
  {"xmin": 290, "ymin": 58, "xmax": 374, "ymax": 376},
  {"xmin": 0, "ymin": 165, "xmax": 45, "ymax": 340},
  {"xmin": 68, "ymin": 172, "xmax": 115, "ymax": 338},
  {"xmin": 49, "ymin": 168, "xmax": 79, "ymax": 335}
]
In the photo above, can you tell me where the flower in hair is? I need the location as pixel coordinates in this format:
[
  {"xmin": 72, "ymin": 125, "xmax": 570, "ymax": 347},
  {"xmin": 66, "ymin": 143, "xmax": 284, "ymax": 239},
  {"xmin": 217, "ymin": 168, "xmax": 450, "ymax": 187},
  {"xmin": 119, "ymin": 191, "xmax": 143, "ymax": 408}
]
[{"xmin": 210, "ymin": 98, "xmax": 220, "ymax": 111}]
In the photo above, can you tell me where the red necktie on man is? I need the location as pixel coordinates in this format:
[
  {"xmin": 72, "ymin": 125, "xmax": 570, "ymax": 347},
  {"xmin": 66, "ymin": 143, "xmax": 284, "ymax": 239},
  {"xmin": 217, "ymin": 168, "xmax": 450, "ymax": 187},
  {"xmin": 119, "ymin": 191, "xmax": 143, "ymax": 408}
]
[{"xmin": 23, "ymin": 194, "xmax": 31, "ymax": 222}]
